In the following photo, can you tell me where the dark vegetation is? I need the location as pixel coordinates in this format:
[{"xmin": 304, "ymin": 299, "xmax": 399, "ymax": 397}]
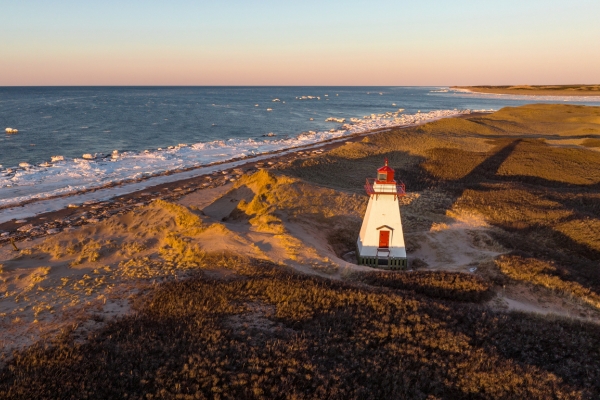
[
  {"xmin": 2, "ymin": 256, "xmax": 600, "ymax": 399},
  {"xmin": 326, "ymin": 221, "xmax": 361, "ymax": 258},
  {"xmin": 356, "ymin": 270, "xmax": 493, "ymax": 303},
  {"xmin": 581, "ymin": 138, "xmax": 600, "ymax": 147}
]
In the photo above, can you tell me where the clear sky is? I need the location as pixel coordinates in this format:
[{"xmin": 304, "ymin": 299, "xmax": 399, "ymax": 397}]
[{"xmin": 1, "ymin": 0, "xmax": 599, "ymax": 86}]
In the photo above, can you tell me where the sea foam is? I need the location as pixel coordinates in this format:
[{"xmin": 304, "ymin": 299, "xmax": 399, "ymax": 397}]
[{"xmin": 0, "ymin": 109, "xmax": 475, "ymax": 209}]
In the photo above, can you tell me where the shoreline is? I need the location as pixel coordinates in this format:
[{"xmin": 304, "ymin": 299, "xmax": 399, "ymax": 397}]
[
  {"xmin": 0, "ymin": 134, "xmax": 369, "ymax": 243},
  {"xmin": 452, "ymin": 85, "xmax": 600, "ymax": 97},
  {"xmin": 0, "ymin": 110, "xmax": 483, "ymax": 215},
  {"xmin": 0, "ymin": 125, "xmax": 387, "ymax": 212},
  {"xmin": 1, "ymin": 109, "xmax": 463, "ymax": 206},
  {"xmin": 0, "ymin": 111, "xmax": 491, "ymax": 242}
]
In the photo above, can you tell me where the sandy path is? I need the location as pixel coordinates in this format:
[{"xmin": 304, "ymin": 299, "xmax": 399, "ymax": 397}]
[{"xmin": 409, "ymin": 215, "xmax": 504, "ymax": 272}]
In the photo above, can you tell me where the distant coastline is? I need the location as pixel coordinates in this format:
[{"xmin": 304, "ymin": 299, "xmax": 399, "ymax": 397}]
[{"xmin": 452, "ymin": 85, "xmax": 600, "ymax": 96}]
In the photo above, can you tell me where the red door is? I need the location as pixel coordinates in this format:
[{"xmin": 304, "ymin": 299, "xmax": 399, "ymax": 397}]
[{"xmin": 379, "ymin": 230, "xmax": 390, "ymax": 248}]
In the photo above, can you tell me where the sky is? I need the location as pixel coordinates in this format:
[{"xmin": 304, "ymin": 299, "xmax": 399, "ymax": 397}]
[{"xmin": 1, "ymin": 0, "xmax": 599, "ymax": 86}]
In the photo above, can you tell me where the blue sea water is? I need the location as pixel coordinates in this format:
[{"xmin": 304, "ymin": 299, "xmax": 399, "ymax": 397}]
[
  {"xmin": 1, "ymin": 86, "xmax": 600, "ymax": 208},
  {"xmin": 2, "ymin": 86, "xmax": 598, "ymax": 168}
]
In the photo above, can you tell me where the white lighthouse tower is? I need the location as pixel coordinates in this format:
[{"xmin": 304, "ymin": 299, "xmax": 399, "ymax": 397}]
[{"xmin": 357, "ymin": 159, "xmax": 407, "ymax": 269}]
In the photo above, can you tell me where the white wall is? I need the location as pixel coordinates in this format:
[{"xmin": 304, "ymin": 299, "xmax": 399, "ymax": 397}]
[{"xmin": 357, "ymin": 183, "xmax": 406, "ymax": 259}]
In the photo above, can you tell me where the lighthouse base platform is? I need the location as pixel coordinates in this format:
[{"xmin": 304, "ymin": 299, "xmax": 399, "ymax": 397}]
[{"xmin": 356, "ymin": 247, "xmax": 407, "ymax": 270}]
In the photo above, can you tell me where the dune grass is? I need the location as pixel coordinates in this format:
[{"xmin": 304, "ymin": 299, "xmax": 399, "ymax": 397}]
[
  {"xmin": 496, "ymin": 255, "xmax": 600, "ymax": 310},
  {"xmin": 353, "ymin": 270, "xmax": 493, "ymax": 302},
  {"xmin": 2, "ymin": 256, "xmax": 600, "ymax": 399},
  {"xmin": 581, "ymin": 138, "xmax": 600, "ymax": 148},
  {"xmin": 282, "ymin": 104, "xmax": 600, "ymax": 303},
  {"xmin": 471, "ymin": 104, "xmax": 600, "ymax": 136},
  {"xmin": 229, "ymin": 170, "xmax": 366, "ymax": 242}
]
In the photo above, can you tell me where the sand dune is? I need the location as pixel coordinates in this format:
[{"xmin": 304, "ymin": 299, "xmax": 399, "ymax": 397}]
[{"xmin": 4, "ymin": 162, "xmax": 596, "ymax": 362}]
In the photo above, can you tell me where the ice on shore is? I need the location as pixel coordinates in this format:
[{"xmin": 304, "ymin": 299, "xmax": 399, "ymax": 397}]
[
  {"xmin": 325, "ymin": 117, "xmax": 346, "ymax": 123},
  {"xmin": 0, "ymin": 108, "xmax": 476, "ymax": 209},
  {"xmin": 296, "ymin": 96, "xmax": 320, "ymax": 100}
]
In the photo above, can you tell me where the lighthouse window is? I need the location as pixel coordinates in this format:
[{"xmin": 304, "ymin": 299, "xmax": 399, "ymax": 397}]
[{"xmin": 378, "ymin": 172, "xmax": 387, "ymax": 181}]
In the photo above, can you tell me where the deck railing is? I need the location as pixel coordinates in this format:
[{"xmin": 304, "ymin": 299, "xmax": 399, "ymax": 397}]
[{"xmin": 364, "ymin": 178, "xmax": 406, "ymax": 198}]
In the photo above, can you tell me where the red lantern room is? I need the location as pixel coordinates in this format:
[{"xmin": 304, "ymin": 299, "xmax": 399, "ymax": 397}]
[
  {"xmin": 364, "ymin": 158, "xmax": 406, "ymax": 199},
  {"xmin": 376, "ymin": 158, "xmax": 395, "ymax": 183}
]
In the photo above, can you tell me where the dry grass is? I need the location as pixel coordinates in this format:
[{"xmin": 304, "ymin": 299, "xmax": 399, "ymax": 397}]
[
  {"xmin": 158, "ymin": 232, "xmax": 205, "ymax": 266},
  {"xmin": 1, "ymin": 257, "xmax": 599, "ymax": 399},
  {"xmin": 280, "ymin": 104, "xmax": 600, "ymax": 305},
  {"xmin": 234, "ymin": 169, "xmax": 366, "ymax": 220},
  {"xmin": 581, "ymin": 138, "xmax": 600, "ymax": 148},
  {"xmin": 354, "ymin": 270, "xmax": 493, "ymax": 302},
  {"xmin": 0, "ymin": 199, "xmax": 218, "ymax": 337},
  {"xmin": 32, "ymin": 199, "xmax": 210, "ymax": 270},
  {"xmin": 228, "ymin": 170, "xmax": 366, "ymax": 249},
  {"xmin": 152, "ymin": 199, "xmax": 204, "ymax": 231},
  {"xmin": 472, "ymin": 104, "xmax": 600, "ymax": 136},
  {"xmin": 421, "ymin": 147, "xmax": 488, "ymax": 180},
  {"xmin": 249, "ymin": 213, "xmax": 286, "ymax": 234},
  {"xmin": 494, "ymin": 139, "xmax": 600, "ymax": 185},
  {"xmin": 281, "ymin": 105, "xmax": 593, "ymax": 192},
  {"xmin": 496, "ymin": 255, "xmax": 600, "ymax": 310}
]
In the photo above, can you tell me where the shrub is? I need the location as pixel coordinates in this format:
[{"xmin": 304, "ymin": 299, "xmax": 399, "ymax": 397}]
[
  {"xmin": 356, "ymin": 270, "xmax": 494, "ymax": 303},
  {"xmin": 1, "ymin": 258, "xmax": 599, "ymax": 399}
]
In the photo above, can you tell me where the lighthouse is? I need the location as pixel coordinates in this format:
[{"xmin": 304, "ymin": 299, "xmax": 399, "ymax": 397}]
[{"xmin": 357, "ymin": 158, "xmax": 407, "ymax": 269}]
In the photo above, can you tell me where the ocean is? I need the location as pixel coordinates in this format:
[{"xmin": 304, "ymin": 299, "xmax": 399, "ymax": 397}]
[{"xmin": 1, "ymin": 86, "xmax": 600, "ymax": 208}]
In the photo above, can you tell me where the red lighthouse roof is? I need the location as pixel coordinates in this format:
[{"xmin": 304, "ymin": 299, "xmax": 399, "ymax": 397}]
[
  {"xmin": 376, "ymin": 158, "xmax": 395, "ymax": 183},
  {"xmin": 364, "ymin": 158, "xmax": 406, "ymax": 198}
]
